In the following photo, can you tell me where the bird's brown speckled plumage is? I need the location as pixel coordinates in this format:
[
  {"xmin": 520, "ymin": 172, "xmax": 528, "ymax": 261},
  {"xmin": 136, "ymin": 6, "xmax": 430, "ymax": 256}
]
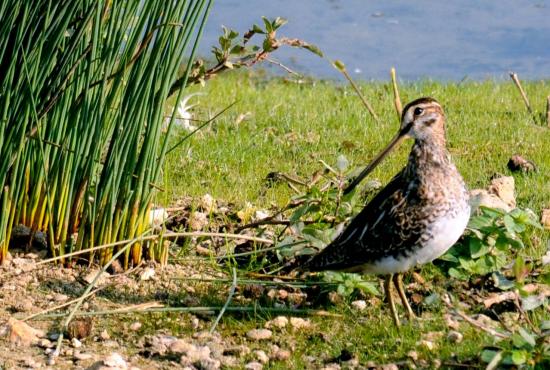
[{"xmin": 304, "ymin": 97, "xmax": 470, "ymax": 326}]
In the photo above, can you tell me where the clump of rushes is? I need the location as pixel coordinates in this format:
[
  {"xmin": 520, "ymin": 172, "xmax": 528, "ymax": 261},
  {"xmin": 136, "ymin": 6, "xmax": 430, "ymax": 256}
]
[{"xmin": 0, "ymin": 1, "xmax": 212, "ymax": 267}]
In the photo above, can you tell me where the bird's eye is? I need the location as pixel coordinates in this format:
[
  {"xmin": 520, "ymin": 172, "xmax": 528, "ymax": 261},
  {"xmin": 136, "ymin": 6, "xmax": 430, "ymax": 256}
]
[{"xmin": 413, "ymin": 107, "xmax": 424, "ymax": 116}]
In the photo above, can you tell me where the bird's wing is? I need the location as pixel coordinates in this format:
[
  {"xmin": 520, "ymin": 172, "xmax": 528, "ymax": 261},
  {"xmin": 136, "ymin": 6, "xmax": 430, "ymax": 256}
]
[{"xmin": 305, "ymin": 169, "xmax": 424, "ymax": 272}]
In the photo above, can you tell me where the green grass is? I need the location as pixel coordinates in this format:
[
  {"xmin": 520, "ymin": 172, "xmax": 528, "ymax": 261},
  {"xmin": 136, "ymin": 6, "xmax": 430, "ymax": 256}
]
[
  {"xmin": 165, "ymin": 73, "xmax": 550, "ymax": 214},
  {"xmin": 158, "ymin": 72, "xmax": 550, "ymax": 367}
]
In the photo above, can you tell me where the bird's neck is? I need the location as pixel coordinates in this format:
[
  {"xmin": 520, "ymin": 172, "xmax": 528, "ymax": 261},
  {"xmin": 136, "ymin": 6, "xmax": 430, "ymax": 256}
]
[{"xmin": 404, "ymin": 137, "xmax": 451, "ymax": 178}]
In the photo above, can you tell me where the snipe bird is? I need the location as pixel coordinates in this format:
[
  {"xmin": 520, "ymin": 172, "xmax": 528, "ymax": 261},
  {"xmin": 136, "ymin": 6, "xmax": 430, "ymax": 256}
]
[{"xmin": 305, "ymin": 97, "xmax": 470, "ymax": 327}]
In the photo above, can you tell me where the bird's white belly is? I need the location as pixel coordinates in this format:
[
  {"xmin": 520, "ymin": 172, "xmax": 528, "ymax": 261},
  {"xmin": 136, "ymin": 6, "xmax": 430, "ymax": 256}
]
[{"xmin": 362, "ymin": 205, "xmax": 471, "ymax": 275}]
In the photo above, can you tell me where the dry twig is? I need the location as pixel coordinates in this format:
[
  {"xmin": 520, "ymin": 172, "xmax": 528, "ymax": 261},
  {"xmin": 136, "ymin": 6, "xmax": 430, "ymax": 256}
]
[{"xmin": 390, "ymin": 67, "xmax": 403, "ymax": 119}]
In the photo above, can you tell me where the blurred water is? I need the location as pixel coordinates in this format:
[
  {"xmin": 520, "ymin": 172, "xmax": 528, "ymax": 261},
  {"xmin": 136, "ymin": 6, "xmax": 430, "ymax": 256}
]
[{"xmin": 199, "ymin": 0, "xmax": 550, "ymax": 80}]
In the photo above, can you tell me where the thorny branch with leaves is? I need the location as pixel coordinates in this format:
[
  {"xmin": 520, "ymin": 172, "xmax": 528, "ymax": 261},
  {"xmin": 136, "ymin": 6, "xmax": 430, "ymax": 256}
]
[{"xmin": 169, "ymin": 16, "xmax": 323, "ymax": 97}]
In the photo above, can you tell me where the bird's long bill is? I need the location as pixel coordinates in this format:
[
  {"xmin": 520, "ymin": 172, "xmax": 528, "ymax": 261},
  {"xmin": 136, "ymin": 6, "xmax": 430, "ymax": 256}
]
[{"xmin": 343, "ymin": 131, "xmax": 407, "ymax": 194}]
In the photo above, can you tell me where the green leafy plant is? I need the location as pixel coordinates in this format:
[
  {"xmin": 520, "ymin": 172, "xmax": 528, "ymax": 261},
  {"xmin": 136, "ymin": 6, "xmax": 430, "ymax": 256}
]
[
  {"xmin": 322, "ymin": 271, "xmax": 379, "ymax": 297},
  {"xmin": 439, "ymin": 207, "xmax": 541, "ymax": 280},
  {"xmin": 482, "ymin": 322, "xmax": 550, "ymax": 368}
]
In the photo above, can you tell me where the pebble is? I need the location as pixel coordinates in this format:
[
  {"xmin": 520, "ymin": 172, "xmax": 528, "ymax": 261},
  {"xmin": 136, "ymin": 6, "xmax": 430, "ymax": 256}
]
[
  {"xmin": 82, "ymin": 269, "xmax": 110, "ymax": 285},
  {"xmin": 190, "ymin": 316, "xmax": 200, "ymax": 329},
  {"xmin": 189, "ymin": 211, "xmax": 208, "ymax": 231},
  {"xmin": 289, "ymin": 317, "xmax": 311, "ymax": 329},
  {"xmin": 53, "ymin": 293, "xmax": 69, "ymax": 302},
  {"xmin": 200, "ymin": 194, "xmax": 217, "ymax": 212},
  {"xmin": 272, "ymin": 349, "xmax": 291, "ymax": 361},
  {"xmin": 103, "ymin": 352, "xmax": 128, "ymax": 369},
  {"xmin": 418, "ymin": 340, "xmax": 435, "ymax": 351},
  {"xmin": 71, "ymin": 337, "xmax": 82, "ymax": 348},
  {"xmin": 48, "ymin": 332, "xmax": 60, "ymax": 341},
  {"xmin": 244, "ymin": 361, "xmax": 263, "ymax": 370},
  {"xmin": 443, "ymin": 313, "xmax": 460, "ymax": 330},
  {"xmin": 17, "ymin": 299, "xmax": 34, "ymax": 312},
  {"xmin": 129, "ymin": 322, "xmax": 142, "ymax": 331},
  {"xmin": 321, "ymin": 364, "xmax": 341, "ymax": 370},
  {"xmin": 37, "ymin": 339, "xmax": 53, "ymax": 348},
  {"xmin": 447, "ymin": 330, "xmax": 463, "ymax": 343},
  {"xmin": 23, "ymin": 357, "xmax": 41, "ymax": 368},
  {"xmin": 264, "ymin": 316, "xmax": 288, "ymax": 329},
  {"xmin": 246, "ymin": 329, "xmax": 272, "ymax": 341},
  {"xmin": 100, "ymin": 330, "xmax": 111, "ymax": 340},
  {"xmin": 254, "ymin": 350, "xmax": 269, "ymax": 364},
  {"xmin": 351, "ymin": 300, "xmax": 367, "ymax": 311},
  {"xmin": 139, "ymin": 268, "xmax": 155, "ymax": 281},
  {"xmin": 223, "ymin": 345, "xmax": 251, "ymax": 357},
  {"xmin": 74, "ymin": 352, "xmax": 94, "ymax": 361}
]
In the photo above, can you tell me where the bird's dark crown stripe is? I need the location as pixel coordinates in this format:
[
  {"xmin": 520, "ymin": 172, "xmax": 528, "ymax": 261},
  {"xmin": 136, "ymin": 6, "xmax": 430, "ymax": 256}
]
[{"xmin": 401, "ymin": 97, "xmax": 440, "ymax": 122}]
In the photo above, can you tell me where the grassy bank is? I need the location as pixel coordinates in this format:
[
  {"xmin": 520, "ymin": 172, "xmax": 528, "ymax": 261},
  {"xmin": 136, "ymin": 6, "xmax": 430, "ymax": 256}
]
[
  {"xmin": 3, "ymin": 71, "xmax": 548, "ymax": 368},
  {"xmin": 159, "ymin": 72, "xmax": 550, "ymax": 367},
  {"xmin": 165, "ymin": 73, "xmax": 550, "ymax": 213}
]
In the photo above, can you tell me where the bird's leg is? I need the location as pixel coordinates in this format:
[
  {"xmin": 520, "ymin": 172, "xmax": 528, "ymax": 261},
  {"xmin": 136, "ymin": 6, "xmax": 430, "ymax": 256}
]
[
  {"xmin": 384, "ymin": 274, "xmax": 400, "ymax": 328},
  {"xmin": 393, "ymin": 273, "xmax": 416, "ymax": 320}
]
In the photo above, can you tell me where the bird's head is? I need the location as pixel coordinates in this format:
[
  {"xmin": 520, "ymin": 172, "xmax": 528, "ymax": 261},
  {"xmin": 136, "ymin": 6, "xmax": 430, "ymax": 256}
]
[
  {"xmin": 344, "ymin": 97, "xmax": 446, "ymax": 194},
  {"xmin": 399, "ymin": 97, "xmax": 446, "ymax": 142}
]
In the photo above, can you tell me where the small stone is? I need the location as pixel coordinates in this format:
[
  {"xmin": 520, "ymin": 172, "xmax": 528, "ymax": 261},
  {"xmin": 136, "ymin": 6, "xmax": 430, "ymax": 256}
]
[
  {"xmin": 37, "ymin": 338, "xmax": 53, "ymax": 348},
  {"xmin": 74, "ymin": 352, "xmax": 94, "ymax": 361},
  {"xmin": 149, "ymin": 208, "xmax": 168, "ymax": 227},
  {"xmin": 289, "ymin": 317, "xmax": 311, "ymax": 329},
  {"xmin": 328, "ymin": 291, "xmax": 343, "ymax": 305},
  {"xmin": 272, "ymin": 349, "xmax": 291, "ymax": 361},
  {"xmin": 190, "ymin": 316, "xmax": 200, "ymax": 329},
  {"xmin": 488, "ymin": 176, "xmax": 516, "ymax": 208},
  {"xmin": 169, "ymin": 340, "xmax": 196, "ymax": 355},
  {"xmin": 246, "ymin": 329, "xmax": 272, "ymax": 341},
  {"xmin": 351, "ymin": 300, "xmax": 367, "ymax": 311},
  {"xmin": 16, "ymin": 299, "xmax": 34, "ymax": 312},
  {"xmin": 23, "ymin": 357, "xmax": 40, "ymax": 368},
  {"xmin": 129, "ymin": 322, "xmax": 142, "ymax": 331},
  {"xmin": 139, "ymin": 268, "xmax": 155, "ymax": 281},
  {"xmin": 223, "ymin": 345, "xmax": 251, "ymax": 357},
  {"xmin": 443, "ymin": 313, "xmax": 460, "ymax": 330},
  {"xmin": 277, "ymin": 289, "xmax": 288, "ymax": 300},
  {"xmin": 245, "ymin": 361, "xmax": 263, "ymax": 370},
  {"xmin": 447, "ymin": 330, "xmax": 463, "ymax": 343},
  {"xmin": 103, "ymin": 352, "xmax": 127, "ymax": 369},
  {"xmin": 418, "ymin": 340, "xmax": 435, "ymax": 351},
  {"xmin": 71, "ymin": 337, "xmax": 82, "ymax": 348},
  {"xmin": 189, "ymin": 211, "xmax": 208, "ymax": 231},
  {"xmin": 82, "ymin": 269, "xmax": 110, "ymax": 285},
  {"xmin": 199, "ymin": 194, "xmax": 217, "ymax": 213},
  {"xmin": 5, "ymin": 318, "xmax": 45, "ymax": 346},
  {"xmin": 46, "ymin": 357, "xmax": 56, "ymax": 366},
  {"xmin": 264, "ymin": 316, "xmax": 288, "ymax": 329},
  {"xmin": 254, "ymin": 350, "xmax": 269, "ymax": 364},
  {"xmin": 321, "ymin": 364, "xmax": 341, "ymax": 370},
  {"xmin": 407, "ymin": 350, "xmax": 418, "ymax": 361},
  {"xmin": 53, "ymin": 293, "xmax": 69, "ymax": 302},
  {"xmin": 100, "ymin": 330, "xmax": 110, "ymax": 340},
  {"xmin": 220, "ymin": 356, "xmax": 239, "ymax": 367},
  {"xmin": 542, "ymin": 209, "xmax": 550, "ymax": 230},
  {"xmin": 197, "ymin": 358, "xmax": 220, "ymax": 370},
  {"xmin": 469, "ymin": 189, "xmax": 512, "ymax": 213}
]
